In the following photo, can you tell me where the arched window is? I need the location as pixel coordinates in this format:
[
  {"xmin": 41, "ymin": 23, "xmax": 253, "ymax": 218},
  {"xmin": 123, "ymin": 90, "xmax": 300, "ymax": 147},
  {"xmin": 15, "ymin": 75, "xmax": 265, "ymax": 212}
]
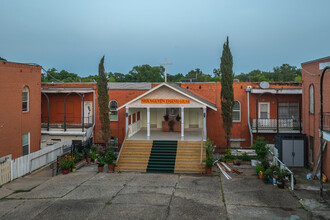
[
  {"xmin": 22, "ymin": 86, "xmax": 29, "ymax": 112},
  {"xmin": 109, "ymin": 100, "xmax": 118, "ymax": 121},
  {"xmin": 233, "ymin": 101, "xmax": 241, "ymax": 122},
  {"xmin": 310, "ymin": 85, "xmax": 314, "ymax": 114}
]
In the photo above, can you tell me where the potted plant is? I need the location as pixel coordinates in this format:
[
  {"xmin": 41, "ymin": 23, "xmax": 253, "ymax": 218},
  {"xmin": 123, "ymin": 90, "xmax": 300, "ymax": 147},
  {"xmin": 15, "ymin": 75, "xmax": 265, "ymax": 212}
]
[
  {"xmin": 163, "ymin": 114, "xmax": 169, "ymax": 121},
  {"xmin": 256, "ymin": 164, "xmax": 264, "ymax": 180},
  {"xmin": 263, "ymin": 168, "xmax": 272, "ymax": 183},
  {"xmin": 59, "ymin": 155, "xmax": 73, "ymax": 175},
  {"xmin": 176, "ymin": 114, "xmax": 181, "ymax": 121},
  {"xmin": 104, "ymin": 150, "xmax": 116, "ymax": 173},
  {"xmin": 276, "ymin": 169, "xmax": 286, "ymax": 189},
  {"xmin": 203, "ymin": 139, "xmax": 215, "ymax": 175},
  {"xmin": 87, "ymin": 151, "xmax": 92, "ymax": 164},
  {"xmin": 96, "ymin": 156, "xmax": 105, "ymax": 172}
]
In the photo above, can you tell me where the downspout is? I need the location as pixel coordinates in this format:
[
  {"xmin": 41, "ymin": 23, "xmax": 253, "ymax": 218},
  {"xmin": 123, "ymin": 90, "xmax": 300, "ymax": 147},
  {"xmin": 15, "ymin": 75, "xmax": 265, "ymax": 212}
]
[
  {"xmin": 91, "ymin": 90, "xmax": 96, "ymax": 143},
  {"xmin": 246, "ymin": 86, "xmax": 253, "ymax": 146}
]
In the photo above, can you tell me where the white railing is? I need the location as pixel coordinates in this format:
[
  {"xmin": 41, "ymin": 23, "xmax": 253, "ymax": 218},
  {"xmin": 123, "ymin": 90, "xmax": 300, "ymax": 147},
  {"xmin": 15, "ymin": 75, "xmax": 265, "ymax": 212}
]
[
  {"xmin": 11, "ymin": 141, "xmax": 70, "ymax": 180},
  {"xmin": 269, "ymin": 150, "xmax": 294, "ymax": 190},
  {"xmin": 0, "ymin": 161, "xmax": 11, "ymax": 186},
  {"xmin": 252, "ymin": 118, "xmax": 301, "ymax": 131},
  {"xmin": 116, "ymin": 128, "xmax": 129, "ymax": 165},
  {"xmin": 128, "ymin": 120, "xmax": 141, "ymax": 137}
]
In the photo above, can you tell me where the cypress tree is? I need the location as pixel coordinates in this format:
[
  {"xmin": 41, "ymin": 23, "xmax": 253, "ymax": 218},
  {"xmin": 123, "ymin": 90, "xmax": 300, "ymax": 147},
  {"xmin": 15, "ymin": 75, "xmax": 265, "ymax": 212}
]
[
  {"xmin": 97, "ymin": 56, "xmax": 111, "ymax": 146},
  {"xmin": 220, "ymin": 37, "xmax": 234, "ymax": 149}
]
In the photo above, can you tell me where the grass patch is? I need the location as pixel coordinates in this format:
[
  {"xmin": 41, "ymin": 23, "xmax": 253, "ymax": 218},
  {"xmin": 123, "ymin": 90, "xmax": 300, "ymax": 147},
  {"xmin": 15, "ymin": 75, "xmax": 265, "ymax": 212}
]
[
  {"xmin": 13, "ymin": 189, "xmax": 31, "ymax": 194},
  {"xmin": 105, "ymin": 201, "xmax": 112, "ymax": 205},
  {"xmin": 218, "ymin": 174, "xmax": 226, "ymax": 204}
]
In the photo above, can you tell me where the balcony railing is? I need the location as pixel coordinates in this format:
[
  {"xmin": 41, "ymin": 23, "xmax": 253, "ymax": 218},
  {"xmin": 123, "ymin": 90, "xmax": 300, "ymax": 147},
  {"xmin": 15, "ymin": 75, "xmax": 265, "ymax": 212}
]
[
  {"xmin": 41, "ymin": 116, "xmax": 93, "ymax": 130},
  {"xmin": 251, "ymin": 118, "xmax": 301, "ymax": 133},
  {"xmin": 320, "ymin": 112, "xmax": 330, "ymax": 132}
]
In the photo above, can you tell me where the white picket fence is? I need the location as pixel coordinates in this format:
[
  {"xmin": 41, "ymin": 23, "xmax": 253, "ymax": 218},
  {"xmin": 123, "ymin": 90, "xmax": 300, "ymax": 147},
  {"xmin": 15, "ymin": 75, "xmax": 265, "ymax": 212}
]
[
  {"xmin": 0, "ymin": 161, "xmax": 11, "ymax": 185},
  {"xmin": 11, "ymin": 140, "xmax": 70, "ymax": 180}
]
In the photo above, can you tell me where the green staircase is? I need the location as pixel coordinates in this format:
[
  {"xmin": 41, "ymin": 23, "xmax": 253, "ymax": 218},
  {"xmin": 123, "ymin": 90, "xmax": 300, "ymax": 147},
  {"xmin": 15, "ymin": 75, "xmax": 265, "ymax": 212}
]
[{"xmin": 147, "ymin": 140, "xmax": 178, "ymax": 173}]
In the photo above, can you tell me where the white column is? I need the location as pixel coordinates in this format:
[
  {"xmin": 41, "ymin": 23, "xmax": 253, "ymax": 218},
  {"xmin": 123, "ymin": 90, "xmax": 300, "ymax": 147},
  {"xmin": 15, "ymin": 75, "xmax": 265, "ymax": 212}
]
[
  {"xmin": 147, "ymin": 107, "xmax": 150, "ymax": 140},
  {"xmin": 203, "ymin": 107, "xmax": 207, "ymax": 140},
  {"xmin": 125, "ymin": 107, "xmax": 129, "ymax": 135},
  {"xmin": 181, "ymin": 107, "xmax": 184, "ymax": 140}
]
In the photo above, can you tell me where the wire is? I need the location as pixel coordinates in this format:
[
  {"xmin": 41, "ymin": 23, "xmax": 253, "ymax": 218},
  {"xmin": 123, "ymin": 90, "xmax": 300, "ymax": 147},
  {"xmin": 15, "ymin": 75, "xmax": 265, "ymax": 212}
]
[
  {"xmin": 41, "ymin": 67, "xmax": 64, "ymax": 83},
  {"xmin": 301, "ymin": 67, "xmax": 320, "ymax": 77}
]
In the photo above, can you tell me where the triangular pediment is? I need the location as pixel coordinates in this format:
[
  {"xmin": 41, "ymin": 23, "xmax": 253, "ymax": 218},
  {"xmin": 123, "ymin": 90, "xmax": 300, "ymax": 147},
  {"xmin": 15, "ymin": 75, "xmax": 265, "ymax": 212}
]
[{"xmin": 117, "ymin": 83, "xmax": 217, "ymax": 110}]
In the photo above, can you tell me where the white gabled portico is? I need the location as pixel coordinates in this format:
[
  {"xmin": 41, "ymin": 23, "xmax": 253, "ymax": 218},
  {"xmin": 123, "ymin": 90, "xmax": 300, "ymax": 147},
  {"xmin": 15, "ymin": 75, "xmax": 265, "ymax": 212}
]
[{"xmin": 117, "ymin": 83, "xmax": 217, "ymax": 141}]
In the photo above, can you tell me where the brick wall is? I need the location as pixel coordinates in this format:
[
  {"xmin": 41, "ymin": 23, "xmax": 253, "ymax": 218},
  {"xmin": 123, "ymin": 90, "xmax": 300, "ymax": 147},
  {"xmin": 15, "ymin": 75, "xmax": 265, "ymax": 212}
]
[{"xmin": 0, "ymin": 62, "xmax": 41, "ymax": 159}]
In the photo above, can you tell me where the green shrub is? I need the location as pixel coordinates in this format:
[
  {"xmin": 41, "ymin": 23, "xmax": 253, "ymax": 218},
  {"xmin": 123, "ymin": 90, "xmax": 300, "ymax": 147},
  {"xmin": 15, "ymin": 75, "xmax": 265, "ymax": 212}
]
[
  {"xmin": 91, "ymin": 144, "xmax": 98, "ymax": 153},
  {"xmin": 251, "ymin": 137, "xmax": 269, "ymax": 160},
  {"xmin": 104, "ymin": 150, "xmax": 116, "ymax": 165}
]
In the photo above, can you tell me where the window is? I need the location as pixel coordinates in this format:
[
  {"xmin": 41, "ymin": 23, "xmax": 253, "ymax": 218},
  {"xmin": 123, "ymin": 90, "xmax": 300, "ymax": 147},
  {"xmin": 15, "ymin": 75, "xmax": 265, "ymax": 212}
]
[
  {"xmin": 310, "ymin": 85, "xmax": 314, "ymax": 114},
  {"xmin": 232, "ymin": 101, "xmax": 241, "ymax": 122},
  {"xmin": 137, "ymin": 112, "xmax": 140, "ymax": 121},
  {"xmin": 109, "ymin": 100, "xmax": 118, "ymax": 121},
  {"xmin": 309, "ymin": 136, "xmax": 314, "ymax": 164},
  {"xmin": 22, "ymin": 133, "xmax": 30, "ymax": 156},
  {"xmin": 278, "ymin": 102, "xmax": 299, "ymax": 119},
  {"xmin": 22, "ymin": 86, "xmax": 29, "ymax": 112}
]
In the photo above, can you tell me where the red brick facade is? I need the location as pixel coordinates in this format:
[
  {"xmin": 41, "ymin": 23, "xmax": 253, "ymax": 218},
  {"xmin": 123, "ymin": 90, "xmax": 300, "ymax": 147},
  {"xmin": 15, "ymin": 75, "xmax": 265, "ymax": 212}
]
[
  {"xmin": 0, "ymin": 61, "xmax": 42, "ymax": 159},
  {"xmin": 42, "ymin": 82, "xmax": 302, "ymax": 151},
  {"xmin": 302, "ymin": 57, "xmax": 330, "ymax": 178}
]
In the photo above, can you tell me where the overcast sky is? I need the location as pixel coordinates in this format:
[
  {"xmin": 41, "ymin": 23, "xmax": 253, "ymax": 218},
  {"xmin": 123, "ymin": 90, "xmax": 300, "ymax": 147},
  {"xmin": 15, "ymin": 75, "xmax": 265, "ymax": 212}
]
[{"xmin": 1, "ymin": 0, "xmax": 329, "ymax": 76}]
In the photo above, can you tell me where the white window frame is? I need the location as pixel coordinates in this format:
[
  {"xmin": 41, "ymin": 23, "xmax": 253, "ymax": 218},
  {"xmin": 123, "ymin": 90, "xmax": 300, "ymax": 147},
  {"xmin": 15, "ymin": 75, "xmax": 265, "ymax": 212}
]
[
  {"xmin": 109, "ymin": 100, "xmax": 118, "ymax": 121},
  {"xmin": 22, "ymin": 86, "xmax": 29, "ymax": 112},
  {"xmin": 232, "ymin": 100, "xmax": 241, "ymax": 122},
  {"xmin": 22, "ymin": 132, "xmax": 30, "ymax": 156},
  {"xmin": 310, "ymin": 84, "xmax": 314, "ymax": 114},
  {"xmin": 258, "ymin": 102, "xmax": 270, "ymax": 119}
]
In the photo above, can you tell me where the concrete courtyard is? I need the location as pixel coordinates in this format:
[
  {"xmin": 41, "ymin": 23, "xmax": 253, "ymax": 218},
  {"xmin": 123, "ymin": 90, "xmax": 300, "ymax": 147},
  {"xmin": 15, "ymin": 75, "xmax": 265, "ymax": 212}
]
[{"xmin": 0, "ymin": 164, "xmax": 319, "ymax": 219}]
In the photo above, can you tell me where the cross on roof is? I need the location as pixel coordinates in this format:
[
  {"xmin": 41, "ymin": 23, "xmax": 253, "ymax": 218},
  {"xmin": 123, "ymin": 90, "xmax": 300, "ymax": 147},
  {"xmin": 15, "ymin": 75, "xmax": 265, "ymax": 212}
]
[{"xmin": 160, "ymin": 58, "xmax": 172, "ymax": 82}]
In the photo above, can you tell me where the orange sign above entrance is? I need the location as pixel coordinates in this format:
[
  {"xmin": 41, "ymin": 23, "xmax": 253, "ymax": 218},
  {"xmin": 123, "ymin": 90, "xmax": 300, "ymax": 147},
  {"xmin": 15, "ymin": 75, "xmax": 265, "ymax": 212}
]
[{"xmin": 141, "ymin": 98, "xmax": 190, "ymax": 104}]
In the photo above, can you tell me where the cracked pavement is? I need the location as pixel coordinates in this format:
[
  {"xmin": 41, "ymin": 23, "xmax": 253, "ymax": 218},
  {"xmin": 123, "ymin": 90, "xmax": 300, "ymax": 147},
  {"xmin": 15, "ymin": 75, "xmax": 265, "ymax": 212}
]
[{"xmin": 0, "ymin": 164, "xmax": 313, "ymax": 219}]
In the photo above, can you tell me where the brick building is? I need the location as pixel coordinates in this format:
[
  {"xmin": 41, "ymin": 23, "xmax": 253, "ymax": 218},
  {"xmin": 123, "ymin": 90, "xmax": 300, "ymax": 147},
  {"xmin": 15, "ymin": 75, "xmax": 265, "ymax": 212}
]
[
  {"xmin": 0, "ymin": 61, "xmax": 42, "ymax": 159},
  {"xmin": 302, "ymin": 56, "xmax": 330, "ymax": 178},
  {"xmin": 41, "ymin": 81, "xmax": 302, "ymax": 150}
]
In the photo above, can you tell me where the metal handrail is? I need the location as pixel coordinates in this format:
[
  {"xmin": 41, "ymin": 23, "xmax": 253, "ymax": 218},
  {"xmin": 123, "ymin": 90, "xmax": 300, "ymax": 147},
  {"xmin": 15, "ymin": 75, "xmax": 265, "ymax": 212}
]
[
  {"xmin": 116, "ymin": 128, "xmax": 129, "ymax": 165},
  {"xmin": 269, "ymin": 150, "xmax": 294, "ymax": 190}
]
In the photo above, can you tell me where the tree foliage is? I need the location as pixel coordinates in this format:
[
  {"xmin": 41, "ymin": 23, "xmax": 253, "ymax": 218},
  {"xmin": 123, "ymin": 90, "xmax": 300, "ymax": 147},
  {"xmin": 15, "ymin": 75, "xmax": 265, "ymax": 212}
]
[
  {"xmin": 97, "ymin": 56, "xmax": 111, "ymax": 145},
  {"xmin": 0, "ymin": 57, "xmax": 7, "ymax": 61},
  {"xmin": 235, "ymin": 64, "xmax": 301, "ymax": 82},
  {"xmin": 220, "ymin": 37, "xmax": 234, "ymax": 149}
]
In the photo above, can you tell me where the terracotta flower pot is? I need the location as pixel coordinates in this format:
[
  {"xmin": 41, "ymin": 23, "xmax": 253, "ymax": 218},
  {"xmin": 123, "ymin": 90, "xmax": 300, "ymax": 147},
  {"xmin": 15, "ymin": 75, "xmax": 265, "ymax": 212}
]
[
  {"xmin": 98, "ymin": 166, "xmax": 104, "ymax": 172},
  {"xmin": 205, "ymin": 167, "xmax": 212, "ymax": 176},
  {"xmin": 62, "ymin": 169, "xmax": 70, "ymax": 175},
  {"xmin": 87, "ymin": 158, "xmax": 91, "ymax": 164},
  {"xmin": 108, "ymin": 164, "xmax": 115, "ymax": 173},
  {"xmin": 258, "ymin": 173, "xmax": 263, "ymax": 180}
]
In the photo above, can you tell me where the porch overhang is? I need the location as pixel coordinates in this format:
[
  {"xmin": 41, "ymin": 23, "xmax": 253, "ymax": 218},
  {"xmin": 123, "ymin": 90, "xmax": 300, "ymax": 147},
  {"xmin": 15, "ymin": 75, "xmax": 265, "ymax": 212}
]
[
  {"xmin": 117, "ymin": 82, "xmax": 217, "ymax": 111},
  {"xmin": 251, "ymin": 88, "xmax": 302, "ymax": 95},
  {"xmin": 41, "ymin": 87, "xmax": 94, "ymax": 94}
]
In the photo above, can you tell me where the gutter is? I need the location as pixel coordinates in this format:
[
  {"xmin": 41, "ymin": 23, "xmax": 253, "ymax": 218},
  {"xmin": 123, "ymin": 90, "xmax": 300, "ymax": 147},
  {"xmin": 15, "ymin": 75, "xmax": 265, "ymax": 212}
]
[{"xmin": 246, "ymin": 86, "xmax": 253, "ymax": 146}]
